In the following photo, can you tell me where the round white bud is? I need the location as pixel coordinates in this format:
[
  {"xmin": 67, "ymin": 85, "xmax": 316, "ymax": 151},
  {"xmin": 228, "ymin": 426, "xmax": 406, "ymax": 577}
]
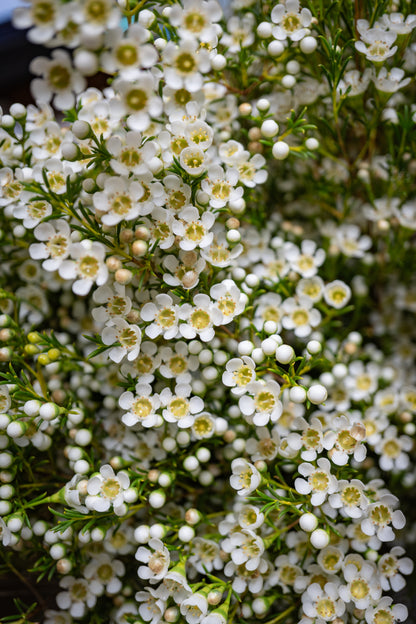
[
  {"xmin": 72, "ymin": 120, "xmax": 90, "ymax": 139},
  {"xmin": 196, "ymin": 447, "xmax": 211, "ymax": 463},
  {"xmin": 212, "ymin": 54, "xmax": 227, "ymax": 71},
  {"xmin": 300, "ymin": 35, "xmax": 318, "ymax": 54},
  {"xmin": 199, "ymin": 470, "xmax": 213, "ymax": 485},
  {"xmin": 310, "ymin": 528, "xmax": 330, "ymax": 549},
  {"xmin": 149, "ymin": 490, "xmax": 166, "ymax": 509},
  {"xmin": 183, "ymin": 456, "xmax": 199, "ymax": 472},
  {"xmin": 272, "ymin": 141, "xmax": 290, "ymax": 160},
  {"xmin": 299, "ymin": 512, "xmax": 319, "ymax": 532},
  {"xmin": 238, "ymin": 340, "xmax": 254, "ymax": 356},
  {"xmin": 307, "ymin": 340, "xmax": 321, "ymax": 354},
  {"xmin": 39, "ymin": 402, "xmax": 60, "ymax": 421},
  {"xmin": 226, "ymin": 228, "xmax": 241, "ymax": 243},
  {"xmin": 10, "ymin": 103, "xmax": 26, "ymax": 119},
  {"xmin": 134, "ymin": 525, "xmax": 150, "ymax": 543},
  {"xmin": 261, "ymin": 119, "xmax": 279, "ymax": 138},
  {"xmin": 261, "ymin": 338, "xmax": 278, "ymax": 356},
  {"xmin": 257, "ymin": 98, "xmax": 270, "ymax": 112},
  {"xmin": 74, "ymin": 50, "xmax": 98, "ymax": 76},
  {"xmin": 251, "ymin": 347, "xmax": 265, "ymax": 364},
  {"xmin": 74, "ymin": 459, "xmax": 90, "ymax": 474},
  {"xmin": 268, "ymin": 40, "xmax": 285, "ymax": 56},
  {"xmin": 50, "ymin": 543, "xmax": 66, "ymax": 560},
  {"xmin": 178, "ymin": 525, "xmax": 195, "ymax": 542},
  {"xmin": 245, "ymin": 273, "xmax": 259, "ymax": 287},
  {"xmin": 305, "ymin": 137, "xmax": 319, "ymax": 150},
  {"xmin": 289, "ymin": 386, "xmax": 307, "ymax": 403},
  {"xmin": 263, "ymin": 320, "xmax": 277, "ymax": 334},
  {"xmin": 307, "ymin": 384, "xmax": 328, "ymax": 405},
  {"xmin": 257, "ymin": 21, "xmax": 273, "ymax": 38},
  {"xmin": 282, "ymin": 74, "xmax": 296, "ymax": 88},
  {"xmin": 275, "ymin": 344, "xmax": 295, "ymax": 364},
  {"xmin": 74, "ymin": 428, "xmax": 92, "ymax": 446},
  {"xmin": 61, "ymin": 143, "xmax": 79, "ymax": 161},
  {"xmin": 149, "ymin": 523, "xmax": 166, "ymax": 539},
  {"xmin": 286, "ymin": 60, "xmax": 301, "ymax": 74},
  {"xmin": 198, "ymin": 349, "xmax": 213, "ymax": 364},
  {"xmin": 332, "ymin": 363, "xmax": 347, "ymax": 379}
]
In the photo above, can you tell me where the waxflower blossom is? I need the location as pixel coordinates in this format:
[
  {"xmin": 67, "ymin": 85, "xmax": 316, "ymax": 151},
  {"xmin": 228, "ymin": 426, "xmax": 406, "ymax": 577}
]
[
  {"xmin": 30, "ymin": 49, "xmax": 86, "ymax": 110},
  {"xmin": 85, "ymin": 464, "xmax": 130, "ymax": 515},
  {"xmin": 136, "ymin": 538, "xmax": 170, "ymax": 584},
  {"xmin": 239, "ymin": 379, "xmax": 283, "ymax": 426},
  {"xmin": 230, "ymin": 458, "xmax": 261, "ymax": 496},
  {"xmin": 271, "ymin": 0, "xmax": 313, "ymax": 42},
  {"xmin": 59, "ymin": 240, "xmax": 108, "ymax": 295}
]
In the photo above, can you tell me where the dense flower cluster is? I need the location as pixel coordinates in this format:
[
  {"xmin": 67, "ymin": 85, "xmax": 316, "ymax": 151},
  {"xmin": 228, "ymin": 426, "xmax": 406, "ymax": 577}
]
[{"xmin": 1, "ymin": 0, "xmax": 416, "ymax": 623}]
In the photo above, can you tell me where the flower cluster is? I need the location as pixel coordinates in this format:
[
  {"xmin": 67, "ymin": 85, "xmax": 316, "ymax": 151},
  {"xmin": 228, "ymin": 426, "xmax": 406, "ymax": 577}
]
[{"xmin": 0, "ymin": 0, "xmax": 416, "ymax": 623}]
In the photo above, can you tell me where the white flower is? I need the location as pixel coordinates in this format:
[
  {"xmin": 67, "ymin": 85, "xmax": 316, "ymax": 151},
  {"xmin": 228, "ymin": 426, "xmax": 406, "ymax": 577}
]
[
  {"xmin": 30, "ymin": 49, "xmax": 86, "ymax": 110},
  {"xmin": 339, "ymin": 561, "xmax": 381, "ymax": 609},
  {"xmin": 282, "ymin": 296, "xmax": 321, "ymax": 338},
  {"xmin": 230, "ymin": 458, "xmax": 261, "ymax": 496},
  {"xmin": 136, "ymin": 538, "xmax": 170, "ymax": 584},
  {"xmin": 144, "ymin": 207, "xmax": 177, "ymax": 250},
  {"xmin": 344, "ymin": 360, "xmax": 379, "ymax": 401},
  {"xmin": 378, "ymin": 546, "xmax": 414, "ymax": 592},
  {"xmin": 163, "ymin": 250, "xmax": 206, "ymax": 290},
  {"xmin": 13, "ymin": 196, "xmax": 52, "ymax": 229},
  {"xmin": 375, "ymin": 425, "xmax": 413, "ymax": 472},
  {"xmin": 237, "ymin": 153, "xmax": 267, "ymax": 187},
  {"xmin": 302, "ymin": 582, "xmax": 345, "ymax": 622},
  {"xmin": 286, "ymin": 240, "xmax": 326, "ymax": 278},
  {"xmin": 201, "ymin": 165, "xmax": 243, "ymax": 209},
  {"xmin": 173, "ymin": 207, "xmax": 215, "ymax": 251},
  {"xmin": 239, "ymin": 379, "xmax": 283, "ymax": 426},
  {"xmin": 337, "ymin": 69, "xmax": 373, "ymax": 97},
  {"xmin": 361, "ymin": 494, "xmax": 406, "ymax": 542},
  {"xmin": 201, "ymin": 230, "xmax": 243, "ymax": 268},
  {"xmin": 365, "ymin": 597, "xmax": 408, "ymax": 624},
  {"xmin": 159, "ymin": 341, "xmax": 199, "ymax": 381},
  {"xmin": 296, "ymin": 276, "xmax": 325, "ymax": 303},
  {"xmin": 325, "ymin": 415, "xmax": 367, "ymax": 466},
  {"xmin": 246, "ymin": 427, "xmax": 280, "ymax": 462},
  {"xmin": 179, "ymin": 294, "xmax": 222, "ymax": 342},
  {"xmin": 119, "ymin": 383, "xmax": 160, "ymax": 428},
  {"xmin": 210, "ymin": 279, "xmax": 246, "ymax": 324},
  {"xmin": 141, "ymin": 293, "xmax": 180, "ymax": 340},
  {"xmin": 169, "ymin": 0, "xmax": 222, "ymax": 44},
  {"xmin": 29, "ymin": 221, "xmax": 70, "ymax": 271},
  {"xmin": 180, "ymin": 591, "xmax": 209, "ymax": 624},
  {"xmin": 295, "ymin": 457, "xmax": 338, "ymax": 506},
  {"xmin": 112, "ymin": 74, "xmax": 162, "ymax": 132},
  {"xmin": 106, "ymin": 131, "xmax": 158, "ymax": 178},
  {"xmin": 160, "ymin": 384, "xmax": 204, "ymax": 428},
  {"xmin": 101, "ymin": 318, "xmax": 141, "ymax": 363},
  {"xmin": 101, "ymin": 24, "xmax": 158, "ymax": 79},
  {"xmin": 222, "ymin": 356, "xmax": 256, "ymax": 395},
  {"xmin": 253, "ymin": 292, "xmax": 283, "ymax": 330},
  {"xmin": 355, "ymin": 29, "xmax": 398, "ymax": 63},
  {"xmin": 86, "ymin": 464, "xmax": 130, "ymax": 515},
  {"xmin": 220, "ymin": 13, "xmax": 256, "ymax": 52},
  {"xmin": 93, "ymin": 175, "xmax": 144, "ymax": 226},
  {"xmin": 381, "ymin": 12, "xmax": 416, "ymax": 35},
  {"xmin": 83, "ymin": 553, "xmax": 125, "ymax": 595},
  {"xmin": 135, "ymin": 587, "xmax": 166, "ymax": 624},
  {"xmin": 323, "ymin": 280, "xmax": 351, "ymax": 309},
  {"xmin": 56, "ymin": 576, "xmax": 101, "ymax": 618},
  {"xmin": 179, "ymin": 146, "xmax": 208, "ymax": 176},
  {"xmin": 222, "ymin": 528, "xmax": 264, "ymax": 571},
  {"xmin": 271, "ymin": 0, "xmax": 312, "ymax": 42},
  {"xmin": 328, "ymin": 479, "xmax": 368, "ymax": 519},
  {"xmin": 59, "ymin": 240, "xmax": 108, "ymax": 295},
  {"xmin": 188, "ymin": 538, "xmax": 223, "ymax": 574},
  {"xmin": 373, "ymin": 67, "xmax": 411, "ymax": 93},
  {"xmin": 92, "ymin": 282, "xmax": 132, "ymax": 323},
  {"xmin": 162, "ymin": 39, "xmax": 211, "ymax": 92}
]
